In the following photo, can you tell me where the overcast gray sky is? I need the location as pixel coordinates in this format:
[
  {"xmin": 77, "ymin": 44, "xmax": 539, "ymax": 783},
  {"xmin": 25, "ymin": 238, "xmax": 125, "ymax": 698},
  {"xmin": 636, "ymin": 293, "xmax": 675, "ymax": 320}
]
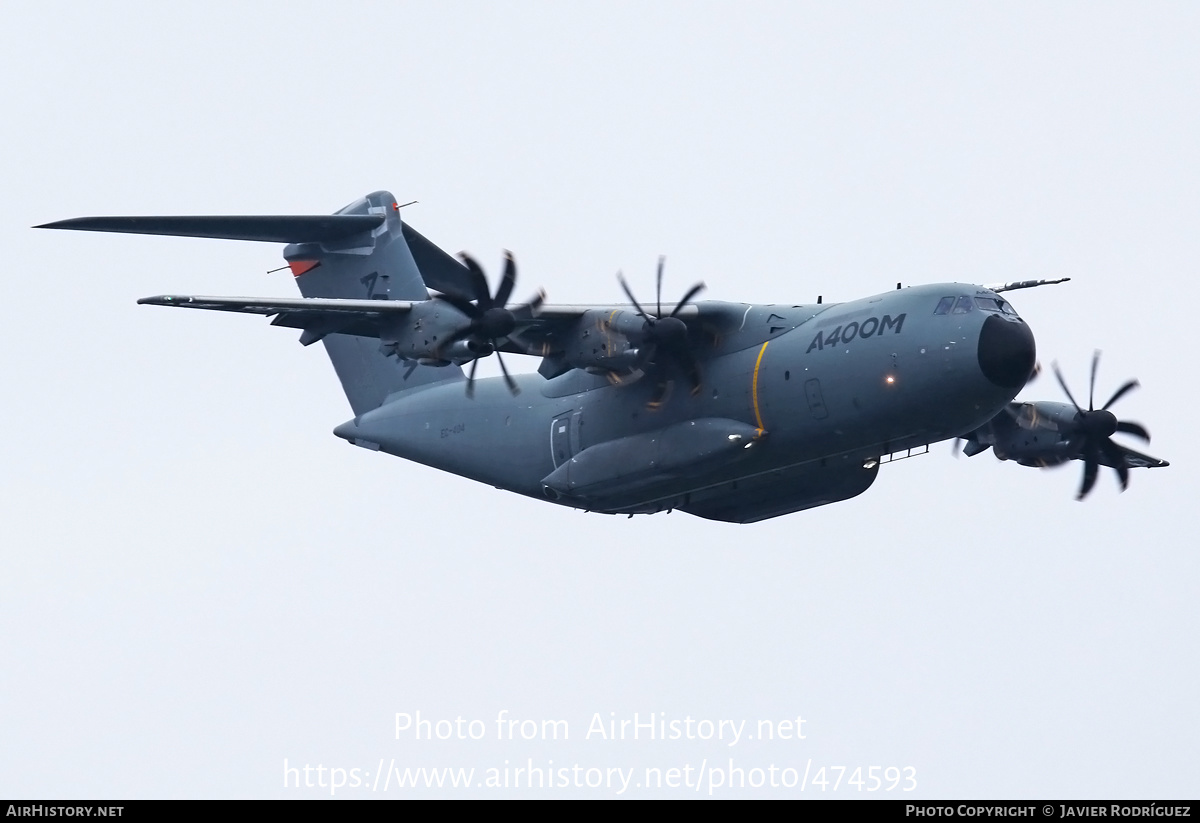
[{"xmin": 2, "ymin": 1, "xmax": 1197, "ymax": 798}]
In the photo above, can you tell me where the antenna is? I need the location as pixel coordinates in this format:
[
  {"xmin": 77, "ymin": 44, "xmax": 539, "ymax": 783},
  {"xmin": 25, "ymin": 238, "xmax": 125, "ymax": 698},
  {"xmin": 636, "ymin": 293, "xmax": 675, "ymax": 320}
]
[{"xmin": 987, "ymin": 277, "xmax": 1071, "ymax": 293}]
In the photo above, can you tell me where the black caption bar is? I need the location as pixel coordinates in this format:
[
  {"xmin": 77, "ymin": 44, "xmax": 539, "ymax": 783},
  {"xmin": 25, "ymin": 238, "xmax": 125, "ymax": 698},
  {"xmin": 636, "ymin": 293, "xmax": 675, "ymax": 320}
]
[{"xmin": 3, "ymin": 800, "xmax": 1197, "ymax": 813}]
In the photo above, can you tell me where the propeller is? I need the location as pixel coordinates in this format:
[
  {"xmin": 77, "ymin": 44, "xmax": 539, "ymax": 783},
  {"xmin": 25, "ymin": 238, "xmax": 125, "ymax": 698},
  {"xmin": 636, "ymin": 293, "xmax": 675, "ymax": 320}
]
[
  {"xmin": 616, "ymin": 257, "xmax": 705, "ymax": 407},
  {"xmin": 1053, "ymin": 351, "xmax": 1151, "ymax": 500},
  {"xmin": 434, "ymin": 251, "xmax": 544, "ymax": 397}
]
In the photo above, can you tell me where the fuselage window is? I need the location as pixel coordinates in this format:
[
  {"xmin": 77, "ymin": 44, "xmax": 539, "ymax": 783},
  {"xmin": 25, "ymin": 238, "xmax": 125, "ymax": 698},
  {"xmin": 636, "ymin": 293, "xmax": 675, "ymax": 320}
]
[
  {"xmin": 952, "ymin": 295, "xmax": 974, "ymax": 314},
  {"xmin": 934, "ymin": 296, "xmax": 955, "ymax": 315},
  {"xmin": 974, "ymin": 297, "xmax": 1001, "ymax": 312}
]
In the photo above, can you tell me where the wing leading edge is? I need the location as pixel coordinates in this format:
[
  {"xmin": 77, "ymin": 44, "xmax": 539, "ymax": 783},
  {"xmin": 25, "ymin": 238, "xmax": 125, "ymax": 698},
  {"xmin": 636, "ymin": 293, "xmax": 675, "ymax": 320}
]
[{"xmin": 138, "ymin": 293, "xmax": 699, "ymax": 345}]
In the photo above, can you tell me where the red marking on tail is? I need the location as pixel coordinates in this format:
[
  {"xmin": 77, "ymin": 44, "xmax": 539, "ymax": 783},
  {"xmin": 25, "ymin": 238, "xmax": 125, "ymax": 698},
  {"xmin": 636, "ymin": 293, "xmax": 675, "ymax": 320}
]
[{"xmin": 288, "ymin": 259, "xmax": 321, "ymax": 277}]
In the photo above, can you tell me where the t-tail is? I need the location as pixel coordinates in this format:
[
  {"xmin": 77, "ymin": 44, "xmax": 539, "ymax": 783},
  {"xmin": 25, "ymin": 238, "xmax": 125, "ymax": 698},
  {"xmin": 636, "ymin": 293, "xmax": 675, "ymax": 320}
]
[{"xmin": 38, "ymin": 191, "xmax": 463, "ymax": 415}]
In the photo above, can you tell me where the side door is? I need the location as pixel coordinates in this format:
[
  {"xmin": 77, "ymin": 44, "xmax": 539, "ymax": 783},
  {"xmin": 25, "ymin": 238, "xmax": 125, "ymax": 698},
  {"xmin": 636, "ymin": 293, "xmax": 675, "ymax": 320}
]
[{"xmin": 549, "ymin": 411, "xmax": 582, "ymax": 468}]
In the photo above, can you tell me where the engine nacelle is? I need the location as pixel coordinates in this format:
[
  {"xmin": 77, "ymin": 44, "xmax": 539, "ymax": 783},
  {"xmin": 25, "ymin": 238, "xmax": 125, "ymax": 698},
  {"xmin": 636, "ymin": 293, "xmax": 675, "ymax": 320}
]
[
  {"xmin": 378, "ymin": 300, "xmax": 474, "ymax": 364},
  {"xmin": 973, "ymin": 401, "xmax": 1082, "ymax": 466},
  {"xmin": 559, "ymin": 309, "xmax": 649, "ymax": 372}
]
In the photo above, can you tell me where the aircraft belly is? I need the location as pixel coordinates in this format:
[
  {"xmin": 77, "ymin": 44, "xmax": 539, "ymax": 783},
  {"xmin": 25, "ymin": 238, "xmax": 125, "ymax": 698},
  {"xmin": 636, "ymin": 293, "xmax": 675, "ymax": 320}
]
[
  {"xmin": 539, "ymin": 418, "xmax": 763, "ymax": 506},
  {"xmin": 679, "ymin": 458, "xmax": 880, "ymax": 523}
]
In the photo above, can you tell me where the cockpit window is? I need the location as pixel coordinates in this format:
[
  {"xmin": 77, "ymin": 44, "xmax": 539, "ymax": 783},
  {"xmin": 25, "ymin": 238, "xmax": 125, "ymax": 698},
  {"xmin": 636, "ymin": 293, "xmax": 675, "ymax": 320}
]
[
  {"xmin": 973, "ymin": 296, "xmax": 1022, "ymax": 317},
  {"xmin": 937, "ymin": 294, "xmax": 1020, "ymax": 317}
]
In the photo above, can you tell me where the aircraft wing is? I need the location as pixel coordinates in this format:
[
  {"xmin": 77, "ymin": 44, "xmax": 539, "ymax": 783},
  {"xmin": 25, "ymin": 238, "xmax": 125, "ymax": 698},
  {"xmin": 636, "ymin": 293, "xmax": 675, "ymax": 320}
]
[
  {"xmin": 138, "ymin": 294, "xmax": 418, "ymax": 346},
  {"xmin": 520, "ymin": 304, "xmax": 699, "ymax": 320},
  {"xmin": 139, "ymin": 293, "xmax": 709, "ymax": 362},
  {"xmin": 138, "ymin": 295, "xmax": 696, "ymax": 342},
  {"xmin": 490, "ymin": 302, "xmax": 702, "ymax": 354},
  {"xmin": 1097, "ymin": 442, "xmax": 1170, "ymax": 470}
]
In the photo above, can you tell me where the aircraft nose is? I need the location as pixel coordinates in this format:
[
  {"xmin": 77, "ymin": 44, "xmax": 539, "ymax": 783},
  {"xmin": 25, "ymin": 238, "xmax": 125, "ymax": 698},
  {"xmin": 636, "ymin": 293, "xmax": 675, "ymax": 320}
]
[{"xmin": 977, "ymin": 314, "xmax": 1036, "ymax": 389}]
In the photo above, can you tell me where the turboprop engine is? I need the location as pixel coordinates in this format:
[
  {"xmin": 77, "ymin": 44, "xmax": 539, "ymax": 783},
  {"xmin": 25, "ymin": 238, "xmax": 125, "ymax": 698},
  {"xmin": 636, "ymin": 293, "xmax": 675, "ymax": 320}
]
[{"xmin": 958, "ymin": 354, "xmax": 1163, "ymax": 499}]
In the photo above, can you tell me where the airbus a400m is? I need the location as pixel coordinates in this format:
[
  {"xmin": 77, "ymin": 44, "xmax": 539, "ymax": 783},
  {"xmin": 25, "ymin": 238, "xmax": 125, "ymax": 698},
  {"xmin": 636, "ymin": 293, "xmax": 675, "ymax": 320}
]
[{"xmin": 39, "ymin": 190, "xmax": 1168, "ymax": 522}]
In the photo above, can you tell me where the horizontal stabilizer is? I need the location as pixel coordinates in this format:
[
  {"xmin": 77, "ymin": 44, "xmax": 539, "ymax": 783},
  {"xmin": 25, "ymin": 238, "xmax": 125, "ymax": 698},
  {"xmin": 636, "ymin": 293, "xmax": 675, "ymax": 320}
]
[
  {"xmin": 35, "ymin": 214, "xmax": 384, "ymax": 243},
  {"xmin": 138, "ymin": 294, "xmax": 416, "ymax": 315}
]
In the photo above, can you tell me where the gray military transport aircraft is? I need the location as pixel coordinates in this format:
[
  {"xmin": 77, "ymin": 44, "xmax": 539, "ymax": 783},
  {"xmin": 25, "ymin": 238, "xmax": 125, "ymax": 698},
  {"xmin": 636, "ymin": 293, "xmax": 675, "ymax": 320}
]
[{"xmin": 39, "ymin": 190, "xmax": 1169, "ymax": 522}]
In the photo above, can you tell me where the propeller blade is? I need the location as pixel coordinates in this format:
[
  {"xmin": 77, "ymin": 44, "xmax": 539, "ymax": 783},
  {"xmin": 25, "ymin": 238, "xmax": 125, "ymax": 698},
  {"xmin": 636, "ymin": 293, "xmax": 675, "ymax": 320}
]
[
  {"xmin": 669, "ymin": 282, "xmax": 707, "ymax": 318},
  {"xmin": 1115, "ymin": 420, "xmax": 1150, "ymax": 441},
  {"xmin": 656, "ymin": 256, "xmax": 664, "ymax": 318},
  {"xmin": 432, "ymin": 291, "xmax": 483, "ymax": 320},
  {"xmin": 457, "ymin": 253, "xmax": 493, "ymax": 307},
  {"xmin": 618, "ymin": 272, "xmax": 650, "ymax": 320},
  {"xmin": 465, "ymin": 357, "xmax": 479, "ymax": 398},
  {"xmin": 510, "ymin": 290, "xmax": 546, "ymax": 321},
  {"xmin": 525, "ymin": 289, "xmax": 546, "ymax": 315},
  {"xmin": 1101, "ymin": 438, "xmax": 1130, "ymax": 492},
  {"xmin": 1101, "ymin": 379, "xmax": 1139, "ymax": 411},
  {"xmin": 1089, "ymin": 350, "xmax": 1100, "ymax": 410},
  {"xmin": 506, "ymin": 331, "xmax": 551, "ymax": 357},
  {"xmin": 494, "ymin": 251, "xmax": 516, "ymax": 309},
  {"xmin": 647, "ymin": 379, "xmax": 672, "ymax": 410},
  {"xmin": 1077, "ymin": 447, "xmax": 1100, "ymax": 500},
  {"xmin": 1114, "ymin": 460, "xmax": 1130, "ymax": 492},
  {"xmin": 1053, "ymin": 362, "xmax": 1083, "ymax": 413},
  {"xmin": 495, "ymin": 351, "xmax": 520, "ymax": 395}
]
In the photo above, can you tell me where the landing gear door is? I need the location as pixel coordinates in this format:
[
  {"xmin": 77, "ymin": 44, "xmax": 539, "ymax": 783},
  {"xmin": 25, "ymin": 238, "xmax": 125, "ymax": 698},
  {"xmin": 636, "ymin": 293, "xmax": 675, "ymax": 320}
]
[{"xmin": 550, "ymin": 411, "xmax": 581, "ymax": 468}]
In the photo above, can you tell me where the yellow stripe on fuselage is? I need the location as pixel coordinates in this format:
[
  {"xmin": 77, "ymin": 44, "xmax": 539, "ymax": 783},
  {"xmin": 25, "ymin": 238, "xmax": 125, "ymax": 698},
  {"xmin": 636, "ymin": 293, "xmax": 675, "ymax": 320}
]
[{"xmin": 752, "ymin": 341, "xmax": 769, "ymax": 432}]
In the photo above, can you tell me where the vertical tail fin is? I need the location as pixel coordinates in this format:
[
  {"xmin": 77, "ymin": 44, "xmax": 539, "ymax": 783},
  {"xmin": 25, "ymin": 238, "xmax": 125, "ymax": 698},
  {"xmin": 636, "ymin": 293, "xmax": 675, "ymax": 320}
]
[{"xmin": 283, "ymin": 191, "xmax": 462, "ymax": 414}]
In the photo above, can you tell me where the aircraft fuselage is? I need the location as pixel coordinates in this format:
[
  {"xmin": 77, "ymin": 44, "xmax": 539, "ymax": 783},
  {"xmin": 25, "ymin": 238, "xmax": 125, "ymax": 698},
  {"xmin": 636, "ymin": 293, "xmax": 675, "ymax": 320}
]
[{"xmin": 334, "ymin": 282, "xmax": 1034, "ymax": 521}]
